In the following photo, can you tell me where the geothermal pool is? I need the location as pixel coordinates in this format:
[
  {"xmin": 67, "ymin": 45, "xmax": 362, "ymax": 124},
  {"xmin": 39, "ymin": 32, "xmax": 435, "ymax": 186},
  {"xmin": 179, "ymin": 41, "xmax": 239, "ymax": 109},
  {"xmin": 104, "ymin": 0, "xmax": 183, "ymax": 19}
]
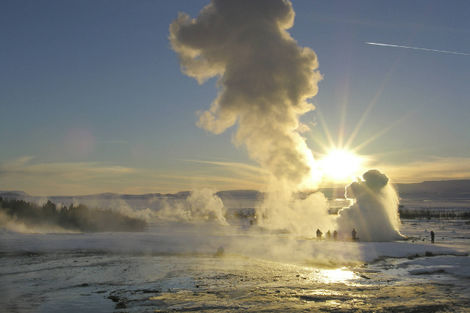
[{"xmin": 1, "ymin": 219, "xmax": 469, "ymax": 312}]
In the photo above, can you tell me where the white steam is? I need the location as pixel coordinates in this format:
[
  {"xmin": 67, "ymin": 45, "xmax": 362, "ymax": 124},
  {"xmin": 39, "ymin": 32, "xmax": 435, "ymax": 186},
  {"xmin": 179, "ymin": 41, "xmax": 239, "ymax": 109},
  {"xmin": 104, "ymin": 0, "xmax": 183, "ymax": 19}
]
[
  {"xmin": 156, "ymin": 189, "xmax": 228, "ymax": 225},
  {"xmin": 256, "ymin": 181, "xmax": 334, "ymax": 235},
  {"xmin": 170, "ymin": 0, "xmax": 326, "ymax": 235},
  {"xmin": 336, "ymin": 169, "xmax": 405, "ymax": 242},
  {"xmin": 0, "ymin": 211, "xmax": 77, "ymax": 234},
  {"xmin": 170, "ymin": 1, "xmax": 406, "ymax": 241},
  {"xmin": 73, "ymin": 189, "xmax": 228, "ymax": 225},
  {"xmin": 170, "ymin": 0, "xmax": 322, "ymax": 187}
]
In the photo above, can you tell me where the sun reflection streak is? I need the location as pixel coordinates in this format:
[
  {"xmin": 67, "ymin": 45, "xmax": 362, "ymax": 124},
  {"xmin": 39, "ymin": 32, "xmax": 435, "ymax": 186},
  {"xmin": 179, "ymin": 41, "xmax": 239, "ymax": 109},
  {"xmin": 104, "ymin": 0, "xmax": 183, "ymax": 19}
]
[{"xmin": 315, "ymin": 267, "xmax": 358, "ymax": 284}]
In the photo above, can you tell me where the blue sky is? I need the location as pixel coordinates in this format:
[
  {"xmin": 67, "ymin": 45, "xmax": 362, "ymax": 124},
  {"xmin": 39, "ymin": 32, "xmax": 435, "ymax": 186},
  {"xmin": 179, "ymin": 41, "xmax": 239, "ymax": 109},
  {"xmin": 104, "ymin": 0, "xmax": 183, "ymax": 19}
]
[{"xmin": 1, "ymin": 0, "xmax": 469, "ymax": 195}]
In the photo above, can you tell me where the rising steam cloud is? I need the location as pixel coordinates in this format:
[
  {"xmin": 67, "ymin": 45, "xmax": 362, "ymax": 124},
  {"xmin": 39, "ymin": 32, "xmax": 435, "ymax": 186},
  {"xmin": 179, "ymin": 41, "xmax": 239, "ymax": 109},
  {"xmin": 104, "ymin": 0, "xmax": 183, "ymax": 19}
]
[
  {"xmin": 170, "ymin": 0, "xmax": 322, "ymax": 187},
  {"xmin": 336, "ymin": 170, "xmax": 405, "ymax": 241},
  {"xmin": 170, "ymin": 2, "xmax": 405, "ymax": 241},
  {"xmin": 156, "ymin": 189, "xmax": 228, "ymax": 225}
]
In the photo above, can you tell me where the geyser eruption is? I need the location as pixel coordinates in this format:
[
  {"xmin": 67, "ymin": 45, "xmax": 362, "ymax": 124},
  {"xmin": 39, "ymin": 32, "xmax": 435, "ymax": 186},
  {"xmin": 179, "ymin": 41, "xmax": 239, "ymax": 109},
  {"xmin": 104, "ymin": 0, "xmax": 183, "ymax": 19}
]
[
  {"xmin": 170, "ymin": 0, "xmax": 322, "ymax": 187},
  {"xmin": 170, "ymin": 0, "xmax": 325, "ymax": 234},
  {"xmin": 336, "ymin": 169, "xmax": 405, "ymax": 241},
  {"xmin": 171, "ymin": 2, "xmax": 405, "ymax": 240}
]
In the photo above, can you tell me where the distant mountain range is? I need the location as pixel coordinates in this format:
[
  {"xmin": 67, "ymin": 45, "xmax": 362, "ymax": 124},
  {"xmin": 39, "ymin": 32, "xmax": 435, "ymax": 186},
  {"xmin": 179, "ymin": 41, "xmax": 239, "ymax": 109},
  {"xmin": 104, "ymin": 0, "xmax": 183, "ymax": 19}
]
[
  {"xmin": 1, "ymin": 180, "xmax": 470, "ymax": 202},
  {"xmin": 395, "ymin": 180, "xmax": 470, "ymax": 199},
  {"xmin": 318, "ymin": 180, "xmax": 470, "ymax": 200}
]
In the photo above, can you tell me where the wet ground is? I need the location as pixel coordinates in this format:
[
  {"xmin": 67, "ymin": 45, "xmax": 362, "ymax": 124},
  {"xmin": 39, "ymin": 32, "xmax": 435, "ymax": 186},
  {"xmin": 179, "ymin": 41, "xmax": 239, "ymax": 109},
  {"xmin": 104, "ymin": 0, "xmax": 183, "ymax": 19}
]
[{"xmin": 1, "ymin": 219, "xmax": 469, "ymax": 312}]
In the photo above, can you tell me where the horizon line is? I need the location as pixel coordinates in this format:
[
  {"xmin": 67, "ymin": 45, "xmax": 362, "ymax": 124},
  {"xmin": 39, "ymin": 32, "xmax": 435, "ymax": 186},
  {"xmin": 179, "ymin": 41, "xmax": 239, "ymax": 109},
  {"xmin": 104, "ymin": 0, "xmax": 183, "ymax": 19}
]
[{"xmin": 2, "ymin": 178, "xmax": 470, "ymax": 197}]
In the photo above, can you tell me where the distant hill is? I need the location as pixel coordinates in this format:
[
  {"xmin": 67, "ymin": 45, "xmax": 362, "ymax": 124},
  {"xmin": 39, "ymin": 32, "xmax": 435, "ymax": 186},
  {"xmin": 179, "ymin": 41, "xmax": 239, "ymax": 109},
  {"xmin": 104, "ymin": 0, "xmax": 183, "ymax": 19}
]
[
  {"xmin": 1, "ymin": 180, "xmax": 469, "ymax": 203},
  {"xmin": 395, "ymin": 180, "xmax": 470, "ymax": 199},
  {"xmin": 321, "ymin": 180, "xmax": 470, "ymax": 200},
  {"xmin": 216, "ymin": 190, "xmax": 262, "ymax": 200},
  {"xmin": 0, "ymin": 190, "xmax": 30, "ymax": 199}
]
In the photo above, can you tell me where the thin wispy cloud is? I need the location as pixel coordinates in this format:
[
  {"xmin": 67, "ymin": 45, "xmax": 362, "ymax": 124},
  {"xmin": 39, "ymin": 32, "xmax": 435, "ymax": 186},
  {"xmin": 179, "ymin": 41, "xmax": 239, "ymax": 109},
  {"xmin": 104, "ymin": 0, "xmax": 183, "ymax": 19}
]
[
  {"xmin": 366, "ymin": 42, "xmax": 470, "ymax": 56},
  {"xmin": 0, "ymin": 157, "xmax": 267, "ymax": 195},
  {"xmin": 377, "ymin": 157, "xmax": 470, "ymax": 183},
  {"xmin": 180, "ymin": 159, "xmax": 269, "ymax": 189},
  {"xmin": 159, "ymin": 173, "xmax": 264, "ymax": 188},
  {"xmin": 0, "ymin": 157, "xmax": 137, "ymax": 195},
  {"xmin": 0, "ymin": 159, "xmax": 135, "ymax": 177},
  {"xmin": 184, "ymin": 159, "xmax": 268, "ymax": 174}
]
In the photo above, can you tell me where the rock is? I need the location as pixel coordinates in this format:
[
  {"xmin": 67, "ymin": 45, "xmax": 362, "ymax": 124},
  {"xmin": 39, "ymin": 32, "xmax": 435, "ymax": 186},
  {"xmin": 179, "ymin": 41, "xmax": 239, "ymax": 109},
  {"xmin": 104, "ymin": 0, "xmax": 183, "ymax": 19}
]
[
  {"xmin": 108, "ymin": 295, "xmax": 120, "ymax": 302},
  {"xmin": 115, "ymin": 301, "xmax": 127, "ymax": 309}
]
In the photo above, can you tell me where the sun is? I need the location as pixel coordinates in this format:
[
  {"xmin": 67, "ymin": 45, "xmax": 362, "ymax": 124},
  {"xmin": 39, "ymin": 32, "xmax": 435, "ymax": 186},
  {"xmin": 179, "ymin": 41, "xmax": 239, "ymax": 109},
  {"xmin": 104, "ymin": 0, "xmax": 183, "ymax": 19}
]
[{"xmin": 318, "ymin": 148, "xmax": 363, "ymax": 182}]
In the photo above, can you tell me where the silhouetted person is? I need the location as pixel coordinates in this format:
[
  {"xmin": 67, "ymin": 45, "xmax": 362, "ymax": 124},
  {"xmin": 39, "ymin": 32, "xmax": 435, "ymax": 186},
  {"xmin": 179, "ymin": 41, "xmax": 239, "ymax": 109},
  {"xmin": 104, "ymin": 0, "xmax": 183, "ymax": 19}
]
[
  {"xmin": 352, "ymin": 228, "xmax": 357, "ymax": 241},
  {"xmin": 333, "ymin": 230, "xmax": 338, "ymax": 241},
  {"xmin": 316, "ymin": 228, "xmax": 322, "ymax": 240},
  {"xmin": 430, "ymin": 230, "xmax": 435, "ymax": 243},
  {"xmin": 326, "ymin": 230, "xmax": 331, "ymax": 240},
  {"xmin": 214, "ymin": 246, "xmax": 225, "ymax": 257}
]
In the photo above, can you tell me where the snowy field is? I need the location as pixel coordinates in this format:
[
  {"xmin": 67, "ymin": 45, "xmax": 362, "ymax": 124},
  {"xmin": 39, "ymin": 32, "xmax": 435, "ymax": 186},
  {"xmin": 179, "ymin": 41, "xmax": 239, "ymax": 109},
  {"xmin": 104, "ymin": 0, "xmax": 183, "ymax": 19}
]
[{"xmin": 1, "ymin": 218, "xmax": 469, "ymax": 312}]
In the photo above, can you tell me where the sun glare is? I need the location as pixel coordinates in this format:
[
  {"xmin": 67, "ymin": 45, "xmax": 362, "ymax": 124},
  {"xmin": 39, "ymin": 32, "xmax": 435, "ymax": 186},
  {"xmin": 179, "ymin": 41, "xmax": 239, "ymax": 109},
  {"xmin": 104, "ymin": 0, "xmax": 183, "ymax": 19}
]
[
  {"xmin": 317, "ymin": 268, "xmax": 357, "ymax": 283},
  {"xmin": 318, "ymin": 149, "xmax": 363, "ymax": 182}
]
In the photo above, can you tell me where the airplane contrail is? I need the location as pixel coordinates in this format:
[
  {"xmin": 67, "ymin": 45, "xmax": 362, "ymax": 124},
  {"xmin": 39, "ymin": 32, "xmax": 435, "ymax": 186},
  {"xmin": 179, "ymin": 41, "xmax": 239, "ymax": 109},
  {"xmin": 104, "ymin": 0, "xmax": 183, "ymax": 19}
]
[{"xmin": 366, "ymin": 42, "xmax": 470, "ymax": 56}]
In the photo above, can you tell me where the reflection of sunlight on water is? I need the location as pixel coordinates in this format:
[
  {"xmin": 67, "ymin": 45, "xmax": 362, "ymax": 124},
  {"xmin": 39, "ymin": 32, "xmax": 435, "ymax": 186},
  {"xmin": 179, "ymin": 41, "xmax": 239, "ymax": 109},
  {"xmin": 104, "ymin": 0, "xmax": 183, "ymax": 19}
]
[{"xmin": 313, "ymin": 267, "xmax": 357, "ymax": 283}]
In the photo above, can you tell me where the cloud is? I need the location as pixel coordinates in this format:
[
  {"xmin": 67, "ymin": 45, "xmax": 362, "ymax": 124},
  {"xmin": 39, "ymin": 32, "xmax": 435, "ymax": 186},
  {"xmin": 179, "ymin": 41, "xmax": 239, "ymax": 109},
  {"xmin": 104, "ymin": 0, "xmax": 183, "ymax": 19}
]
[
  {"xmin": 0, "ymin": 156, "xmax": 267, "ymax": 195},
  {"xmin": 0, "ymin": 157, "xmax": 136, "ymax": 195},
  {"xmin": 170, "ymin": 0, "xmax": 322, "ymax": 188},
  {"xmin": 376, "ymin": 157, "xmax": 470, "ymax": 182},
  {"xmin": 184, "ymin": 159, "xmax": 268, "ymax": 176},
  {"xmin": 0, "ymin": 159, "xmax": 134, "ymax": 178}
]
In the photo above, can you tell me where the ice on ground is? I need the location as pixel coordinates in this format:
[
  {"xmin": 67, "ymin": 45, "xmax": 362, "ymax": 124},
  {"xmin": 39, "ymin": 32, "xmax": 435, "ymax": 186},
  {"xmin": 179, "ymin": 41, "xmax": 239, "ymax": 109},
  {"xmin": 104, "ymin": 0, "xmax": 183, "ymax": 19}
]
[
  {"xmin": 398, "ymin": 255, "xmax": 470, "ymax": 278},
  {"xmin": 0, "ymin": 222, "xmax": 466, "ymax": 267},
  {"xmin": 1, "ymin": 219, "xmax": 469, "ymax": 312}
]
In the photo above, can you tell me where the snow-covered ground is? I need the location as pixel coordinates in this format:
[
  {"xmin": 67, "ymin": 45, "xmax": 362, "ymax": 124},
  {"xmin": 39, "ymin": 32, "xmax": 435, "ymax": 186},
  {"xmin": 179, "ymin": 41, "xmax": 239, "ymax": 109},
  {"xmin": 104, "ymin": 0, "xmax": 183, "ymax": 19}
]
[{"xmin": 0, "ymin": 219, "xmax": 469, "ymax": 312}]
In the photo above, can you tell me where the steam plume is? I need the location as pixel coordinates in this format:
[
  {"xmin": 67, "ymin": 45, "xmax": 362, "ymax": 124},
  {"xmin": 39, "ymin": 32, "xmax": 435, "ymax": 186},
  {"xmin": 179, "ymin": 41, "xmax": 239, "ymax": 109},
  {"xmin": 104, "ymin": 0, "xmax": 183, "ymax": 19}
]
[
  {"xmin": 336, "ymin": 169, "xmax": 405, "ymax": 241},
  {"xmin": 156, "ymin": 189, "xmax": 228, "ymax": 225},
  {"xmin": 170, "ymin": 0, "xmax": 322, "ymax": 187}
]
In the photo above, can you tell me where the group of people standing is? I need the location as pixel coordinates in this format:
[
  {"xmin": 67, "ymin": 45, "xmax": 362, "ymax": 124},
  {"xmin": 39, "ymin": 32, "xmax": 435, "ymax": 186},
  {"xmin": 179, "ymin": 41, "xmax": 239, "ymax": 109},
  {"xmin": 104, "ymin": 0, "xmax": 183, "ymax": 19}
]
[
  {"xmin": 315, "ymin": 228, "xmax": 437, "ymax": 243},
  {"xmin": 315, "ymin": 228, "xmax": 358, "ymax": 241}
]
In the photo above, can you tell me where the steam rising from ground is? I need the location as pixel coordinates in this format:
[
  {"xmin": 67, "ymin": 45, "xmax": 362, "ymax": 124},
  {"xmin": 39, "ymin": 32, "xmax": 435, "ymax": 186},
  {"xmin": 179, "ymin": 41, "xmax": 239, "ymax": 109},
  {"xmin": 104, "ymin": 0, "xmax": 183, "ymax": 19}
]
[
  {"xmin": 5, "ymin": 1, "xmax": 402, "ymax": 243},
  {"xmin": 170, "ymin": 2, "xmax": 405, "ymax": 240},
  {"xmin": 337, "ymin": 170, "xmax": 405, "ymax": 241},
  {"xmin": 72, "ymin": 189, "xmax": 228, "ymax": 225},
  {"xmin": 256, "ymin": 182, "xmax": 334, "ymax": 235},
  {"xmin": 170, "ymin": 0, "xmax": 327, "ymax": 234},
  {"xmin": 0, "ymin": 190, "xmax": 228, "ymax": 234},
  {"xmin": 156, "ymin": 189, "xmax": 227, "ymax": 225},
  {"xmin": 0, "ymin": 211, "xmax": 76, "ymax": 234}
]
